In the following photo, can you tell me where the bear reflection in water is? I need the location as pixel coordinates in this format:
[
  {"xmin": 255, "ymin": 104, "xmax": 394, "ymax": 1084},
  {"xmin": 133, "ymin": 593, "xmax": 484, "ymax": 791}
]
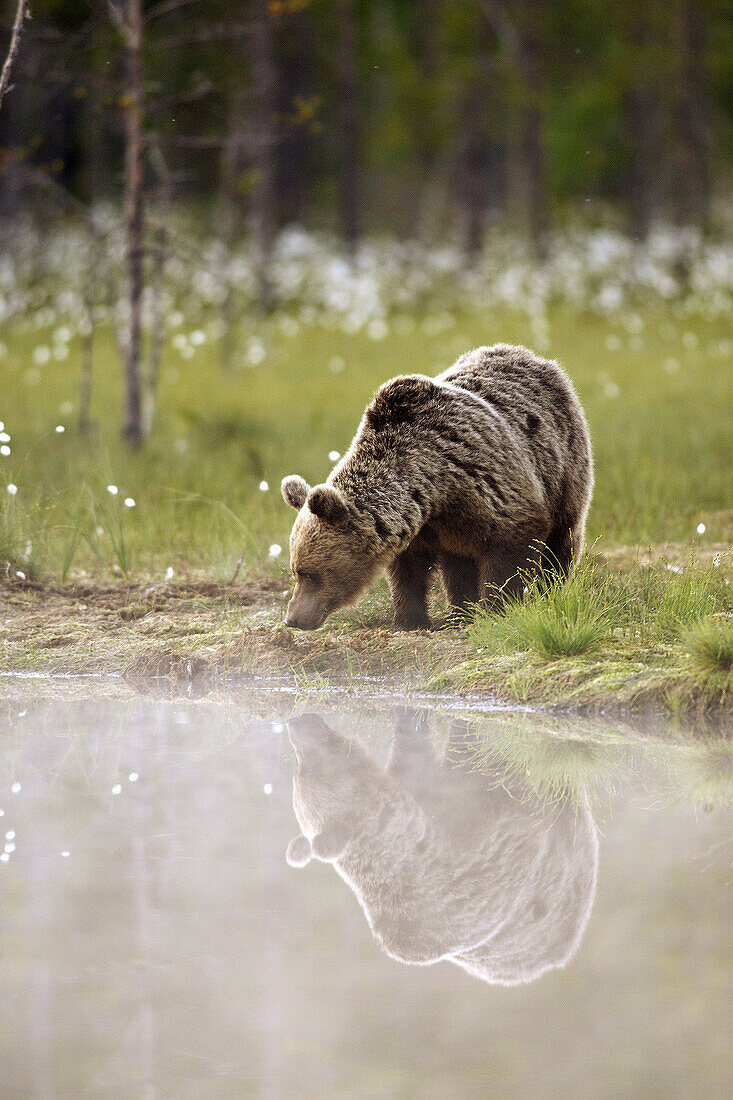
[{"xmin": 286, "ymin": 712, "xmax": 599, "ymax": 986}]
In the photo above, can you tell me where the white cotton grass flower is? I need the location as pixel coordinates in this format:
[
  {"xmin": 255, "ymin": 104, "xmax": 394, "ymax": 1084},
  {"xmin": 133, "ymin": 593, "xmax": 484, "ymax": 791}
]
[
  {"xmin": 0, "ymin": 853, "xmax": 8, "ymax": 863},
  {"xmin": 61, "ymin": 851, "xmax": 70, "ymax": 858},
  {"xmin": 5, "ymin": 831, "xmax": 14, "ymax": 840},
  {"xmin": 1, "ymin": 446, "xmax": 10, "ymax": 457},
  {"xmin": 696, "ymin": 522, "xmax": 706, "ymax": 535},
  {"xmin": 268, "ymin": 543, "xmax": 282, "ymax": 558},
  {"xmin": 11, "ymin": 782, "xmax": 20, "ymax": 793},
  {"xmin": 329, "ymin": 450, "xmax": 340, "ymax": 462},
  {"xmin": 0, "ymin": 421, "xmax": 3, "ymax": 431},
  {"xmin": 111, "ymin": 784, "xmax": 122, "ymax": 795},
  {"xmin": 367, "ymin": 319, "xmax": 388, "ymax": 340},
  {"xmin": 259, "ymin": 480, "xmax": 269, "ymax": 492},
  {"xmin": 16, "ymin": 571, "xmax": 26, "ymax": 580},
  {"xmin": 4, "ymin": 842, "xmax": 15, "ymax": 853},
  {"xmin": 165, "ymin": 566, "xmax": 174, "ymax": 580},
  {"xmin": 60, "ymin": 401, "xmax": 73, "ymax": 415},
  {"xmin": 124, "ymin": 497, "xmax": 135, "ymax": 508},
  {"xmin": 53, "ymin": 345, "xmax": 69, "ymax": 361},
  {"xmin": 0, "ymin": 432, "xmax": 9, "ymax": 442},
  {"xmin": 55, "ymin": 425, "xmax": 65, "ymax": 434},
  {"xmin": 246, "ymin": 338, "xmax": 266, "ymax": 365},
  {"xmin": 7, "ymin": 483, "xmax": 17, "ymax": 495},
  {"xmin": 96, "ymin": 526, "xmax": 104, "ymax": 537},
  {"xmin": 107, "ymin": 484, "xmax": 118, "ymax": 496},
  {"xmin": 33, "ymin": 345, "xmax": 50, "ymax": 365},
  {"xmin": 129, "ymin": 772, "xmax": 139, "ymax": 782},
  {"xmin": 263, "ymin": 783, "xmax": 273, "ymax": 795},
  {"xmin": 190, "ymin": 329, "xmax": 206, "ymax": 346},
  {"xmin": 604, "ymin": 381, "xmax": 620, "ymax": 399},
  {"xmin": 329, "ymin": 355, "xmax": 345, "ymax": 373}
]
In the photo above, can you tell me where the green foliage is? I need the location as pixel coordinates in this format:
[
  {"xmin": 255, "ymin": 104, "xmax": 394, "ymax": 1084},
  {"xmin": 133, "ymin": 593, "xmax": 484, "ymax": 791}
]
[
  {"xmin": 468, "ymin": 559, "xmax": 618, "ymax": 659},
  {"xmin": 623, "ymin": 564, "xmax": 731, "ymax": 646},
  {"xmin": 684, "ymin": 616, "xmax": 733, "ymax": 674},
  {"xmin": 7, "ymin": 0, "xmax": 733, "ymax": 225}
]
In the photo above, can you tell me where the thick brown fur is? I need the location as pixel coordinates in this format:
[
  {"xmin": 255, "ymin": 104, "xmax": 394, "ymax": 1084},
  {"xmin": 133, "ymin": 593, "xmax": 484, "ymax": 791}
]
[{"xmin": 282, "ymin": 343, "xmax": 593, "ymax": 630}]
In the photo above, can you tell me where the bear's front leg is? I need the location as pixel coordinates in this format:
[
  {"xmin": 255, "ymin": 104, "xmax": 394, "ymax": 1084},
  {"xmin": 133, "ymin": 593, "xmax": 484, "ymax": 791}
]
[{"xmin": 388, "ymin": 546, "xmax": 434, "ymax": 630}]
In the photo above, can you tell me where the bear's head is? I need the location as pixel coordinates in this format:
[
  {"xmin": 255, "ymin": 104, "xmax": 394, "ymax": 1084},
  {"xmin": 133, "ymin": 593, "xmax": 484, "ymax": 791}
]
[
  {"xmin": 285, "ymin": 713, "xmax": 391, "ymax": 866},
  {"xmin": 281, "ymin": 475, "xmax": 384, "ymax": 630}
]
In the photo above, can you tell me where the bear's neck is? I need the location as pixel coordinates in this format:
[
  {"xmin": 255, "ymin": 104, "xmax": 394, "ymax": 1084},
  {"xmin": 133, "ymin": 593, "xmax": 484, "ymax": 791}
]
[{"xmin": 332, "ymin": 443, "xmax": 433, "ymax": 554}]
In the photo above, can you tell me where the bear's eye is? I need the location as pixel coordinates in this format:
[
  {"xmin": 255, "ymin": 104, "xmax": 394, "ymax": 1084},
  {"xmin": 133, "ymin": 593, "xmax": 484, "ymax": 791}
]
[{"xmin": 296, "ymin": 570, "xmax": 320, "ymax": 585}]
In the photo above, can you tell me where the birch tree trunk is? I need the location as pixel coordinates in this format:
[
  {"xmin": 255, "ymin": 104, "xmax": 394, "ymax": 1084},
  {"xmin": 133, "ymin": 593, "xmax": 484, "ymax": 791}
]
[
  {"xmin": 251, "ymin": 0, "xmax": 276, "ymax": 310},
  {"xmin": 122, "ymin": 0, "xmax": 144, "ymax": 446},
  {"xmin": 336, "ymin": 0, "xmax": 359, "ymax": 254}
]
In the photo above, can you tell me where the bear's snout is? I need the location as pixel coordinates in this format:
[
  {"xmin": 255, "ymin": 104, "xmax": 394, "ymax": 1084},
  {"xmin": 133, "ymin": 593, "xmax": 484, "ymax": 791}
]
[
  {"xmin": 284, "ymin": 606, "xmax": 327, "ymax": 630},
  {"xmin": 284, "ymin": 587, "xmax": 329, "ymax": 630}
]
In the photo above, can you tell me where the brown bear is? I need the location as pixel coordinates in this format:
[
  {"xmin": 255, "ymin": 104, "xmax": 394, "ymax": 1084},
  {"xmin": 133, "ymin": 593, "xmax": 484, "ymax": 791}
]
[
  {"xmin": 282, "ymin": 343, "xmax": 593, "ymax": 630},
  {"xmin": 285, "ymin": 710, "xmax": 599, "ymax": 985}
]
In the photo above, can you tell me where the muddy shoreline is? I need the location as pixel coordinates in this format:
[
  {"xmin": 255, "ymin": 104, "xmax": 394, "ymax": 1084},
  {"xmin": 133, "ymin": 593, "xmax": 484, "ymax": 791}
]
[{"xmin": 1, "ymin": 564, "xmax": 731, "ymax": 728}]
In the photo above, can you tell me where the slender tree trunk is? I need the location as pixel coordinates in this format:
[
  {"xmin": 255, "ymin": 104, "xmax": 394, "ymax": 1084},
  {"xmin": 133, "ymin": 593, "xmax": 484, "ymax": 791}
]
[
  {"xmin": 336, "ymin": 0, "xmax": 359, "ymax": 253},
  {"xmin": 0, "ymin": 0, "xmax": 29, "ymax": 111},
  {"xmin": 251, "ymin": 0, "xmax": 276, "ymax": 310},
  {"xmin": 519, "ymin": 15, "xmax": 547, "ymax": 256},
  {"xmin": 78, "ymin": 299, "xmax": 94, "ymax": 435},
  {"xmin": 478, "ymin": 1, "xmax": 547, "ymax": 254},
  {"xmin": 218, "ymin": 95, "xmax": 243, "ymax": 371},
  {"xmin": 673, "ymin": 0, "xmax": 709, "ymax": 226},
  {"xmin": 623, "ymin": 11, "xmax": 663, "ymax": 239},
  {"xmin": 142, "ymin": 136, "xmax": 171, "ymax": 438},
  {"xmin": 122, "ymin": 0, "xmax": 144, "ymax": 446}
]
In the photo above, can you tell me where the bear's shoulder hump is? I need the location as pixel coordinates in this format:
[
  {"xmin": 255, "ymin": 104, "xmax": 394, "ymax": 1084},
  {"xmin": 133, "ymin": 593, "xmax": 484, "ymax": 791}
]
[{"xmin": 366, "ymin": 375, "xmax": 436, "ymax": 430}]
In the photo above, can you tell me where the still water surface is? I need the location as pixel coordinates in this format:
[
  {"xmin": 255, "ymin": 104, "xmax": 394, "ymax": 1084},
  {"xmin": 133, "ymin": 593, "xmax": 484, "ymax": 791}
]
[{"xmin": 0, "ymin": 693, "xmax": 730, "ymax": 1097}]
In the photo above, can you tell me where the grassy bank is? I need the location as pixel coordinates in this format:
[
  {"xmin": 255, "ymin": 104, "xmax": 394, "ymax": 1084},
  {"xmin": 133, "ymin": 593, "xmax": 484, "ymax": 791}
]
[
  {"xmin": 1, "ymin": 299, "xmax": 731, "ymax": 718},
  {"xmin": 1, "ymin": 553, "xmax": 730, "ymax": 722}
]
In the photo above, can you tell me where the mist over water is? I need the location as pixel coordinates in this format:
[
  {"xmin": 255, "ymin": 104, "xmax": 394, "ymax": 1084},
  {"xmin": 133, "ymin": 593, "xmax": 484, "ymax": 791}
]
[{"xmin": 0, "ymin": 694, "xmax": 730, "ymax": 1097}]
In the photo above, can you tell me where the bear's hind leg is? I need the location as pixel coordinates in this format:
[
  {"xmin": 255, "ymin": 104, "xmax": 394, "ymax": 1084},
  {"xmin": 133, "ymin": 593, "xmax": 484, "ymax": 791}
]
[
  {"xmin": 440, "ymin": 553, "xmax": 482, "ymax": 620},
  {"xmin": 481, "ymin": 545, "xmax": 534, "ymax": 605},
  {"xmin": 388, "ymin": 544, "xmax": 435, "ymax": 630},
  {"xmin": 538, "ymin": 520, "xmax": 581, "ymax": 580}
]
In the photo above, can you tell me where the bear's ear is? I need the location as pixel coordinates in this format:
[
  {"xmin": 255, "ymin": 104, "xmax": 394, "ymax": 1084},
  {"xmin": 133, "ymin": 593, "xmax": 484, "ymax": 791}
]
[
  {"xmin": 311, "ymin": 819, "xmax": 352, "ymax": 861},
  {"xmin": 281, "ymin": 475, "xmax": 310, "ymax": 510},
  {"xmin": 307, "ymin": 484, "xmax": 350, "ymax": 525},
  {"xmin": 286, "ymin": 834, "xmax": 313, "ymax": 868}
]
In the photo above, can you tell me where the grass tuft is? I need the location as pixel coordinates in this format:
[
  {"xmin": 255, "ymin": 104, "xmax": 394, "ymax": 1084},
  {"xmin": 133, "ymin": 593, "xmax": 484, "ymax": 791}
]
[
  {"xmin": 468, "ymin": 560, "xmax": 618, "ymax": 659},
  {"xmin": 684, "ymin": 616, "xmax": 733, "ymax": 673}
]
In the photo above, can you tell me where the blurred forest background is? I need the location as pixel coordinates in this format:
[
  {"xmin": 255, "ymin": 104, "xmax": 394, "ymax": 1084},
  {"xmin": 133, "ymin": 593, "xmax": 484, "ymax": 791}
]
[
  {"xmin": 3, "ymin": 1, "xmax": 732, "ymax": 248},
  {"xmin": 0, "ymin": 0, "xmax": 732, "ymax": 580}
]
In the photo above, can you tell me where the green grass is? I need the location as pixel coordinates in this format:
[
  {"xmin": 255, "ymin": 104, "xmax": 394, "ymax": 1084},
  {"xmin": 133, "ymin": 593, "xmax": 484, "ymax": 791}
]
[
  {"xmin": 684, "ymin": 616, "xmax": 733, "ymax": 674},
  {"xmin": 469, "ymin": 560, "xmax": 618, "ymax": 659},
  {"xmin": 433, "ymin": 557, "xmax": 732, "ymax": 717},
  {"xmin": 1, "ymin": 300, "xmax": 731, "ymax": 582}
]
